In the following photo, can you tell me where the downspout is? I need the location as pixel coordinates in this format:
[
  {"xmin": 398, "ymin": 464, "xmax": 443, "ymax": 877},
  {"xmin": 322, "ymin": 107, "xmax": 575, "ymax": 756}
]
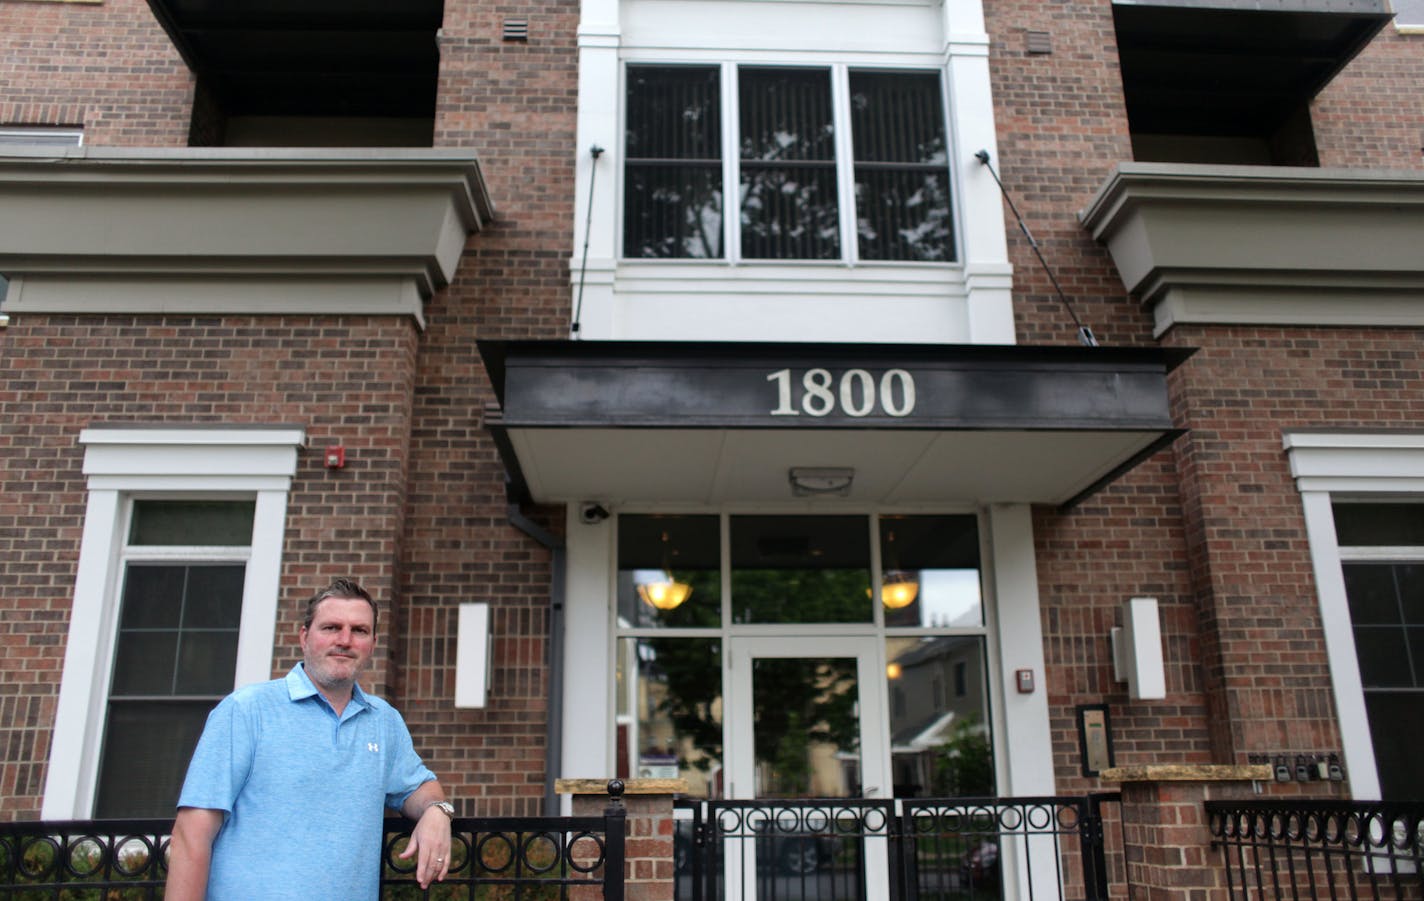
[{"xmin": 507, "ymin": 498, "xmax": 567, "ymax": 816}]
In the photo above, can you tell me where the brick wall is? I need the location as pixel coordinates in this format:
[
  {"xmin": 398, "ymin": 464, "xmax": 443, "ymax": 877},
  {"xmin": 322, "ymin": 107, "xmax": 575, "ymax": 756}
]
[
  {"xmin": 984, "ymin": 0, "xmax": 1424, "ymax": 788},
  {"xmin": 394, "ymin": 0, "xmax": 581, "ymax": 817},
  {"xmin": 0, "ymin": 0, "xmax": 191, "ymax": 144},
  {"xmin": 0, "ymin": 314, "xmax": 420, "ymax": 818}
]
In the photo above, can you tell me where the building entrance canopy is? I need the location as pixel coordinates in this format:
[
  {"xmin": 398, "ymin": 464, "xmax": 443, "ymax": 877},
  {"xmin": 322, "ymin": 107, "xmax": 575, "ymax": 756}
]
[{"xmin": 479, "ymin": 341, "xmax": 1190, "ymax": 510}]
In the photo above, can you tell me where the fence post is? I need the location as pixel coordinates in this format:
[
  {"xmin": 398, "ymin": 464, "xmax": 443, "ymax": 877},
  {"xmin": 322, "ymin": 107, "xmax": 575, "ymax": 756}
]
[
  {"xmin": 604, "ymin": 780, "xmax": 627, "ymax": 901},
  {"xmin": 1101, "ymin": 764, "xmax": 1270, "ymax": 901},
  {"xmin": 558, "ymin": 777, "xmax": 688, "ymax": 901}
]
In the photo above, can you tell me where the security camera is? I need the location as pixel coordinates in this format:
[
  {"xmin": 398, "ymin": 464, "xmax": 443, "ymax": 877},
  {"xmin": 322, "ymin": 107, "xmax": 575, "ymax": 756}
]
[{"xmin": 579, "ymin": 503, "xmax": 610, "ymax": 524}]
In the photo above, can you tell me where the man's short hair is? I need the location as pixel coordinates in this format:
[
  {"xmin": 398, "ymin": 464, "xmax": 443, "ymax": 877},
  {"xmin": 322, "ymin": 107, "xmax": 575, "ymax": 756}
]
[{"xmin": 304, "ymin": 578, "xmax": 379, "ymax": 630}]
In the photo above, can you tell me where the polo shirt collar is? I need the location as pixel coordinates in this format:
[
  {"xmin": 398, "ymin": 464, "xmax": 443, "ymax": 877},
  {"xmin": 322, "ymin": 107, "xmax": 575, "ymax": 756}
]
[{"xmin": 286, "ymin": 663, "xmax": 372, "ymax": 714}]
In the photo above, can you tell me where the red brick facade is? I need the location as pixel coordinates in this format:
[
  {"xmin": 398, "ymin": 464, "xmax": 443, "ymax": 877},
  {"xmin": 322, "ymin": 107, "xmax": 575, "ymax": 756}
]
[{"xmin": 1, "ymin": 0, "xmax": 1422, "ymax": 827}]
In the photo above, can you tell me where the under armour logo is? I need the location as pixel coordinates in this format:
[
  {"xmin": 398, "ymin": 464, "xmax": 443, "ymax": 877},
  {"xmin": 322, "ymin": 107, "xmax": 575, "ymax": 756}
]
[{"xmin": 367, "ymin": 742, "xmax": 379, "ymax": 752}]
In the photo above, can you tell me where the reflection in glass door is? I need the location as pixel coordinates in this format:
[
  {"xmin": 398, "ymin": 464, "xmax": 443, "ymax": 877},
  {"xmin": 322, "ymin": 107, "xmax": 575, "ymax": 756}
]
[{"xmin": 728, "ymin": 637, "xmax": 891, "ymax": 901}]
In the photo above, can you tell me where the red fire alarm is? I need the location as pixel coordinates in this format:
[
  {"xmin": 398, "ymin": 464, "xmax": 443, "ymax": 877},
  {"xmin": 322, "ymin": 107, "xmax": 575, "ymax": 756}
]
[
  {"xmin": 1015, "ymin": 668, "xmax": 1035, "ymax": 694},
  {"xmin": 324, "ymin": 446, "xmax": 346, "ymax": 469}
]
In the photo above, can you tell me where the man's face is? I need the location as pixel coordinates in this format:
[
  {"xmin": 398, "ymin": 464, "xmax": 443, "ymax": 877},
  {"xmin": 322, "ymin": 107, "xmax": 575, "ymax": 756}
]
[{"xmin": 299, "ymin": 596, "xmax": 376, "ymax": 691}]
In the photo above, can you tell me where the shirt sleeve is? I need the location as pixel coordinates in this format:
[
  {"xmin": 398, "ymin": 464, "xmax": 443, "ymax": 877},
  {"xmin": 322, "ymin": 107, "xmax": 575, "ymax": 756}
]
[
  {"xmin": 383, "ymin": 707, "xmax": 437, "ymax": 810},
  {"xmin": 177, "ymin": 694, "xmax": 256, "ymax": 814}
]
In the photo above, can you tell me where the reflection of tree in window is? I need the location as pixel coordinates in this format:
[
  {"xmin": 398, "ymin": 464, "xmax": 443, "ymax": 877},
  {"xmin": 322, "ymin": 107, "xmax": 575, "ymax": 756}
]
[
  {"xmin": 753, "ymin": 658, "xmax": 859, "ymax": 797},
  {"xmin": 739, "ymin": 67, "xmax": 839, "ymax": 260},
  {"xmin": 850, "ymin": 71, "xmax": 953, "ymax": 262},
  {"xmin": 624, "ymin": 65, "xmax": 724, "ymax": 259}
]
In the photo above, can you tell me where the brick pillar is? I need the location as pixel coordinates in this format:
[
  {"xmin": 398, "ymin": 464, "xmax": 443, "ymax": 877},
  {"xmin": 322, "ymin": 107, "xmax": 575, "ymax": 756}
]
[
  {"xmin": 558, "ymin": 778, "xmax": 686, "ymax": 901},
  {"xmin": 1102, "ymin": 764, "xmax": 1270, "ymax": 901}
]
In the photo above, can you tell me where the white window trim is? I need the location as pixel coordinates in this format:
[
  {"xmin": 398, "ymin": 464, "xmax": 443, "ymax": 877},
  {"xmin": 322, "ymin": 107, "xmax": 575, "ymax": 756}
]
[
  {"xmin": 41, "ymin": 426, "xmax": 304, "ymax": 819},
  {"xmin": 1283, "ymin": 430, "xmax": 1424, "ymax": 801}
]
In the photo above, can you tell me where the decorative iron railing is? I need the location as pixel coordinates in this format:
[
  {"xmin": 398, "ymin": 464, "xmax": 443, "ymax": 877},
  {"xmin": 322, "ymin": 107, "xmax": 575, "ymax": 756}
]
[
  {"xmin": 0, "ymin": 787, "xmax": 626, "ymax": 901},
  {"xmin": 1207, "ymin": 799, "xmax": 1424, "ymax": 901},
  {"xmin": 673, "ymin": 794, "xmax": 1121, "ymax": 901}
]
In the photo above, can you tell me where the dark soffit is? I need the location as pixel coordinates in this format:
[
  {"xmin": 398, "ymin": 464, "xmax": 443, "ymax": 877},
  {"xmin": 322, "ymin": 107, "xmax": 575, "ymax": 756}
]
[
  {"xmin": 145, "ymin": 0, "xmax": 443, "ymax": 117},
  {"xmin": 1112, "ymin": 1, "xmax": 1391, "ymax": 136}
]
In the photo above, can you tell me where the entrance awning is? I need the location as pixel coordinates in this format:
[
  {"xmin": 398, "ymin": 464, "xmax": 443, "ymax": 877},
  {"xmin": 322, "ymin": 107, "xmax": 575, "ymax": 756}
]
[{"xmin": 479, "ymin": 341, "xmax": 1191, "ymax": 511}]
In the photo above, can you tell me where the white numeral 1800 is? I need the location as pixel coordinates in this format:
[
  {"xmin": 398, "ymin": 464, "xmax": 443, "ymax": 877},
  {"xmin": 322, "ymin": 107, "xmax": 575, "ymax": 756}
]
[{"xmin": 767, "ymin": 368, "xmax": 915, "ymax": 418}]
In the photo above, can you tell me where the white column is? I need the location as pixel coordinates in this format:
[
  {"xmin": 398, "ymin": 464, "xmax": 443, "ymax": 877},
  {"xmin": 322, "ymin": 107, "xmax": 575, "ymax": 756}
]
[
  {"xmin": 570, "ymin": 0, "xmax": 622, "ymax": 339},
  {"xmin": 560, "ymin": 506, "xmax": 615, "ymax": 790},
  {"xmin": 985, "ymin": 503, "xmax": 1054, "ymax": 795},
  {"xmin": 943, "ymin": 0, "xmax": 1015, "ymax": 345}
]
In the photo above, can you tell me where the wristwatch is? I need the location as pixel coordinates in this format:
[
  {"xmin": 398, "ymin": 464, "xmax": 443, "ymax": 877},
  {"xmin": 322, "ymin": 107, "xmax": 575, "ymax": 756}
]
[{"xmin": 426, "ymin": 800, "xmax": 455, "ymax": 818}]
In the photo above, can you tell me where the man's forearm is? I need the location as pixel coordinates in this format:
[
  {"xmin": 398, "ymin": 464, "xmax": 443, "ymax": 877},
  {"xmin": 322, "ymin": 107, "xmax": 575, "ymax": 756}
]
[
  {"xmin": 401, "ymin": 779, "xmax": 448, "ymax": 820},
  {"xmin": 166, "ymin": 808, "xmax": 224, "ymax": 901}
]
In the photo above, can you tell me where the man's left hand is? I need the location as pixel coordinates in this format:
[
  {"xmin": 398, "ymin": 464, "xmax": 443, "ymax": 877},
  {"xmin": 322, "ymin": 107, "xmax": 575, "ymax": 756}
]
[{"xmin": 399, "ymin": 801, "xmax": 453, "ymax": 888}]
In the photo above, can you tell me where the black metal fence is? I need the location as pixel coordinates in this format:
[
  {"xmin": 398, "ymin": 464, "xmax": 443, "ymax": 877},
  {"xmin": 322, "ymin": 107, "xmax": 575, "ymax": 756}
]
[
  {"xmin": 674, "ymin": 794, "xmax": 1121, "ymax": 901},
  {"xmin": 1207, "ymin": 799, "xmax": 1424, "ymax": 901},
  {"xmin": 0, "ymin": 798, "xmax": 626, "ymax": 901}
]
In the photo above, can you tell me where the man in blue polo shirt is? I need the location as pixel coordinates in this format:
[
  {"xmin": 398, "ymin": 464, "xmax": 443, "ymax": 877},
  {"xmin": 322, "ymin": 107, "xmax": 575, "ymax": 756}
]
[{"xmin": 166, "ymin": 578, "xmax": 454, "ymax": 900}]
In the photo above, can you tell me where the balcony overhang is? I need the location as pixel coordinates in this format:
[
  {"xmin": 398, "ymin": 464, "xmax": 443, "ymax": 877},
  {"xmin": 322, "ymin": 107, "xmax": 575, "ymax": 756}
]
[
  {"xmin": 1080, "ymin": 163, "xmax": 1424, "ymax": 335},
  {"xmin": 145, "ymin": 0, "xmax": 443, "ymax": 117},
  {"xmin": 1113, "ymin": 0, "xmax": 1391, "ymax": 137},
  {"xmin": 0, "ymin": 147, "xmax": 492, "ymax": 325},
  {"xmin": 479, "ymin": 340, "xmax": 1190, "ymax": 512}
]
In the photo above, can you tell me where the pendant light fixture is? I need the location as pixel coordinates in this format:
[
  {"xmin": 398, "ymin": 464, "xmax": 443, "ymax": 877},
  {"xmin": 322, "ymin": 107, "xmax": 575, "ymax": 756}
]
[{"xmin": 637, "ymin": 530, "xmax": 693, "ymax": 611}]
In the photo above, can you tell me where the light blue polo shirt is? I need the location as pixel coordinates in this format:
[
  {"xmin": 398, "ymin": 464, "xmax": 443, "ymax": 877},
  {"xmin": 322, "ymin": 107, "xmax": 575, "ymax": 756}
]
[{"xmin": 177, "ymin": 663, "xmax": 436, "ymax": 901}]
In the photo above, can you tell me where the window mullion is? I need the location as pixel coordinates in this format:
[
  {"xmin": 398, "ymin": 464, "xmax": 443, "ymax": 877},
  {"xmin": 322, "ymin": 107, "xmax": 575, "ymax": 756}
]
[
  {"xmin": 722, "ymin": 63, "xmax": 740, "ymax": 265},
  {"xmin": 832, "ymin": 64, "xmax": 858, "ymax": 266}
]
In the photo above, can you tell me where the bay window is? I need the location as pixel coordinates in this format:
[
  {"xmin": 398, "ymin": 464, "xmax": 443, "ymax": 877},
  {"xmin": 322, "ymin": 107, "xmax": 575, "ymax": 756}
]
[{"xmin": 624, "ymin": 64, "xmax": 954, "ymax": 263}]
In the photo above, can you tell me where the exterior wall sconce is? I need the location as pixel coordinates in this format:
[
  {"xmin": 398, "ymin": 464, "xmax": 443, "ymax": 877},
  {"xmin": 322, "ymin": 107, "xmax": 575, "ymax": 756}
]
[
  {"xmin": 455, "ymin": 602, "xmax": 492, "ymax": 708},
  {"xmin": 788, "ymin": 466, "xmax": 854, "ymax": 497},
  {"xmin": 1111, "ymin": 596, "xmax": 1166, "ymax": 700}
]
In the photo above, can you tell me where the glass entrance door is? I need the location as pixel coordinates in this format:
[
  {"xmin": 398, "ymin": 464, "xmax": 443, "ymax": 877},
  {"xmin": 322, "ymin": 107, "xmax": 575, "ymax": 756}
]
[{"xmin": 725, "ymin": 636, "xmax": 892, "ymax": 900}]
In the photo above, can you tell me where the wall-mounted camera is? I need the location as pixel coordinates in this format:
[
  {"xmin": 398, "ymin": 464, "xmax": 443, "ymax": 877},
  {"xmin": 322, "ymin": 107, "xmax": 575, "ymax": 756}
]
[{"xmin": 579, "ymin": 503, "xmax": 610, "ymax": 524}]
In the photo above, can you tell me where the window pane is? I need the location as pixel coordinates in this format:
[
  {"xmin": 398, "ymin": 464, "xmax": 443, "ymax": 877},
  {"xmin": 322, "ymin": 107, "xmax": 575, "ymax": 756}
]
[
  {"xmin": 753, "ymin": 656, "xmax": 859, "ymax": 798},
  {"xmin": 739, "ymin": 67, "xmax": 839, "ymax": 260},
  {"xmin": 1333, "ymin": 502, "xmax": 1424, "ymax": 546},
  {"xmin": 1354, "ymin": 626, "xmax": 1413, "ymax": 687},
  {"xmin": 1344, "ymin": 564, "xmax": 1404, "ymax": 624},
  {"xmin": 118, "ymin": 565, "xmax": 186, "ymax": 629},
  {"xmin": 178, "ymin": 631, "xmax": 241, "ymax": 695},
  {"xmin": 94, "ymin": 701, "xmax": 215, "ymax": 818},
  {"xmin": 624, "ymin": 65, "xmax": 723, "ymax": 260},
  {"xmin": 855, "ymin": 168, "xmax": 952, "ymax": 262},
  {"xmin": 850, "ymin": 71, "xmax": 953, "ymax": 262},
  {"xmin": 880, "ymin": 515, "xmax": 981, "ymax": 627},
  {"xmin": 617, "ymin": 514, "xmax": 721, "ymax": 628},
  {"xmin": 1364, "ymin": 691, "xmax": 1424, "ymax": 799},
  {"xmin": 111, "ymin": 632, "xmax": 179, "ymax": 695},
  {"xmin": 731, "ymin": 516, "xmax": 871, "ymax": 623},
  {"xmin": 184, "ymin": 565, "xmax": 247, "ymax": 628},
  {"xmin": 740, "ymin": 164, "xmax": 840, "ymax": 259},
  {"xmin": 129, "ymin": 500, "xmax": 255, "ymax": 546},
  {"xmin": 624, "ymin": 163, "xmax": 723, "ymax": 259},
  {"xmin": 617, "ymin": 637, "xmax": 722, "ymax": 798},
  {"xmin": 887, "ymin": 636, "xmax": 993, "ymax": 798}
]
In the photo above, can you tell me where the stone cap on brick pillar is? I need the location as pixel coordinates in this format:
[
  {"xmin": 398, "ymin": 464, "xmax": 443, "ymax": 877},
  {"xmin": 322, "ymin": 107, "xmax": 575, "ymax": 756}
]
[
  {"xmin": 556, "ymin": 778, "xmax": 689, "ymax": 796},
  {"xmin": 1100, "ymin": 764, "xmax": 1271, "ymax": 783}
]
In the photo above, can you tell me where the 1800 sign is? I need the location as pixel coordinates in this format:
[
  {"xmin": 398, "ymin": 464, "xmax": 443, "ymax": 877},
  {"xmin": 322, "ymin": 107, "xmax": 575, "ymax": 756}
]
[{"xmin": 766, "ymin": 368, "xmax": 916, "ymax": 418}]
